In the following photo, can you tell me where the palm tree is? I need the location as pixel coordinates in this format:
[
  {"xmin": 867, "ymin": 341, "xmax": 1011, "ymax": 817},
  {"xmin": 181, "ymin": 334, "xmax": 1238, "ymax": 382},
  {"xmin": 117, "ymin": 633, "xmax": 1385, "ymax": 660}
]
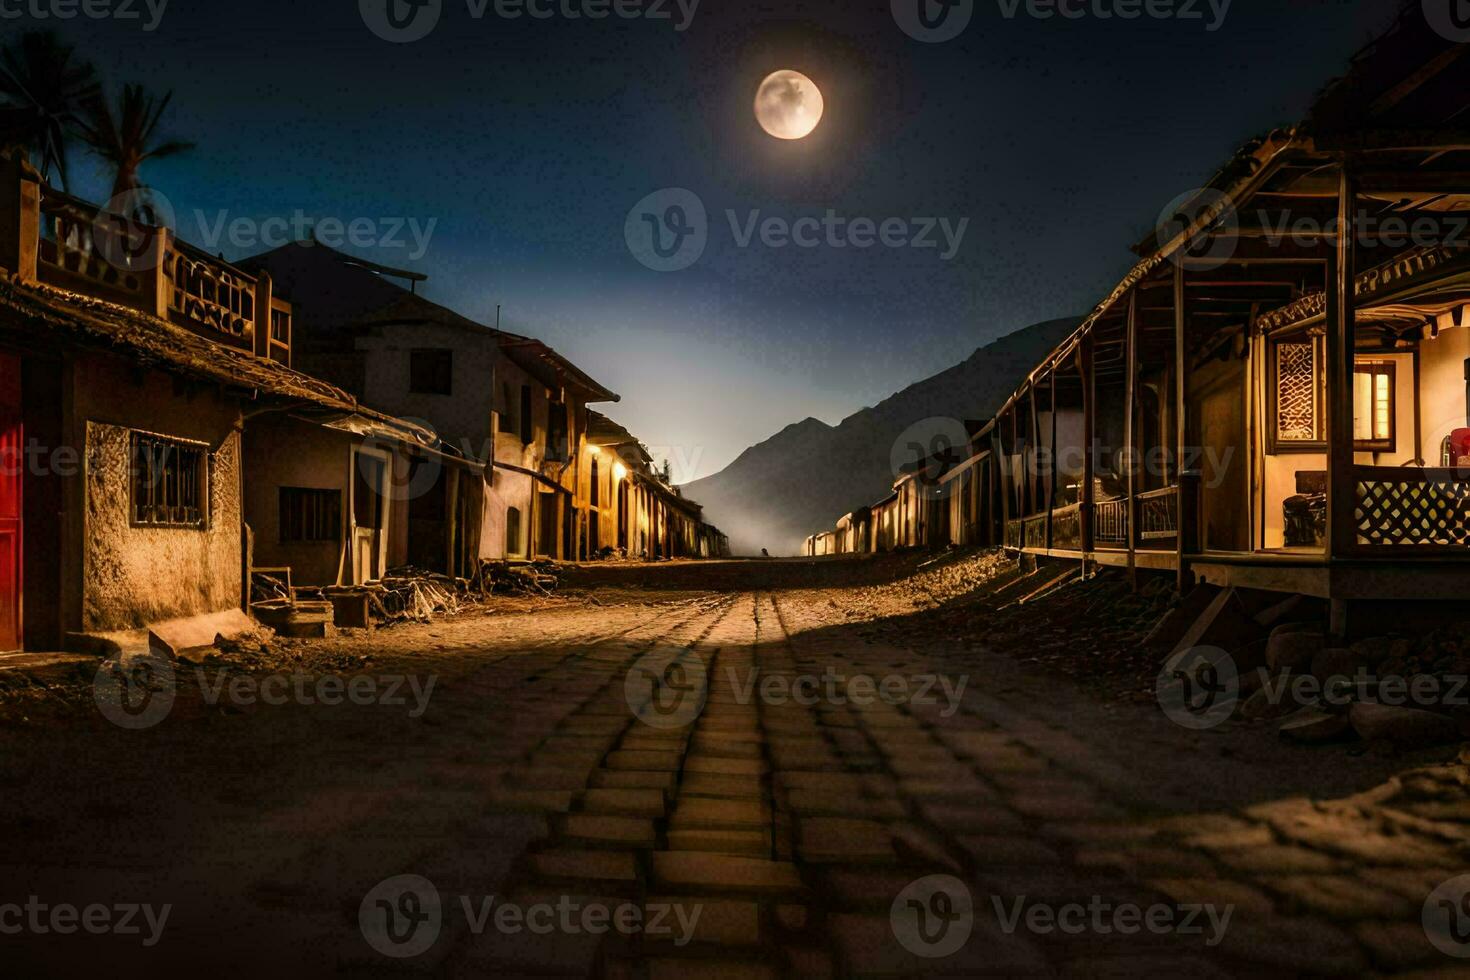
[
  {"xmin": 0, "ymin": 31, "xmax": 99, "ymax": 188},
  {"xmin": 79, "ymin": 84, "xmax": 193, "ymax": 222}
]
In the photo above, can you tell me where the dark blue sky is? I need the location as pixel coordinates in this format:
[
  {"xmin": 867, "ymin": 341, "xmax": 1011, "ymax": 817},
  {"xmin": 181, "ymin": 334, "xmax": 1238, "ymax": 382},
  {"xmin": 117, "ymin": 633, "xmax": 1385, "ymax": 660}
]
[{"xmin": 47, "ymin": 0, "xmax": 1398, "ymax": 479}]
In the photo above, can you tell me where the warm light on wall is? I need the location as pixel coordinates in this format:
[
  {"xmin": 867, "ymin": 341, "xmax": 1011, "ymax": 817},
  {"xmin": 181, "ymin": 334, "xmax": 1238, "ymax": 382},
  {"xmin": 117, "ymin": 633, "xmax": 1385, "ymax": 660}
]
[
  {"xmin": 613, "ymin": 462, "xmax": 628, "ymax": 482},
  {"xmin": 588, "ymin": 445, "xmax": 601, "ymax": 455}
]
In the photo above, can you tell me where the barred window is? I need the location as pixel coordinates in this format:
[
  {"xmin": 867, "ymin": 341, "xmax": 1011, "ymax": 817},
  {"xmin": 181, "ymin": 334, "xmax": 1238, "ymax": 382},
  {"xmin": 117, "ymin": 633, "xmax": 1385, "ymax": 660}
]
[
  {"xmin": 1271, "ymin": 338, "xmax": 1324, "ymax": 452},
  {"xmin": 279, "ymin": 487, "xmax": 341, "ymax": 543},
  {"xmin": 131, "ymin": 433, "xmax": 206, "ymax": 528}
]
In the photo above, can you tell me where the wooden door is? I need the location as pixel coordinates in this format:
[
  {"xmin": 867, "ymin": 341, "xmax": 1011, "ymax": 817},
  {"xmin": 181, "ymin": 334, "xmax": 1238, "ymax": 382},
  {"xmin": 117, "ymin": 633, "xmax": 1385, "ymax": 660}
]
[
  {"xmin": 0, "ymin": 353, "xmax": 18, "ymax": 651},
  {"xmin": 352, "ymin": 450, "xmax": 388, "ymax": 584}
]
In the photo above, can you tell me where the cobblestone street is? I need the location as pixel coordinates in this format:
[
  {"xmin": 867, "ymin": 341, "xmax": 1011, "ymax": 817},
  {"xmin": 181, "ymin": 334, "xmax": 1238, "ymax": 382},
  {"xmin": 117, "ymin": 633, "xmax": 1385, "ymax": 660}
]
[{"xmin": 2, "ymin": 558, "xmax": 1469, "ymax": 978}]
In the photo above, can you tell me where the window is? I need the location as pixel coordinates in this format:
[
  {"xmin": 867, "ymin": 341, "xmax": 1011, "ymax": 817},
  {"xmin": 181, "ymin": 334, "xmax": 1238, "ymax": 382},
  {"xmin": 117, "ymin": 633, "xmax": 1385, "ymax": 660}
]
[
  {"xmin": 547, "ymin": 400, "xmax": 569, "ymax": 462},
  {"xmin": 590, "ymin": 457, "xmax": 600, "ymax": 507},
  {"xmin": 1269, "ymin": 338, "xmax": 1325, "ymax": 453},
  {"xmin": 506, "ymin": 506, "xmax": 522, "ymax": 555},
  {"xmin": 279, "ymin": 488, "xmax": 341, "ymax": 542},
  {"xmin": 519, "ymin": 385, "xmax": 534, "ymax": 445},
  {"xmin": 131, "ymin": 432, "xmax": 206, "ymax": 528},
  {"xmin": 1353, "ymin": 360, "xmax": 1395, "ymax": 452},
  {"xmin": 409, "ymin": 349, "xmax": 453, "ymax": 395},
  {"xmin": 353, "ymin": 454, "xmax": 386, "ymax": 530},
  {"xmin": 498, "ymin": 382, "xmax": 515, "ymax": 435}
]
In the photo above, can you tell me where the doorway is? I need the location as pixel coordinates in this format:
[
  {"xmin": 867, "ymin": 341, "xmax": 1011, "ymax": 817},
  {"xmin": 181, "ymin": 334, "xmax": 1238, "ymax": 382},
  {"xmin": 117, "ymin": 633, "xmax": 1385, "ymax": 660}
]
[{"xmin": 351, "ymin": 448, "xmax": 389, "ymax": 583}]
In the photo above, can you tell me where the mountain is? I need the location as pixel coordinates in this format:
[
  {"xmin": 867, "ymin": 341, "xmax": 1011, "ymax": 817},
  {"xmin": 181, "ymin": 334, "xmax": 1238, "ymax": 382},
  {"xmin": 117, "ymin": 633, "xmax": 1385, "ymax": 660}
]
[{"xmin": 682, "ymin": 317, "xmax": 1079, "ymax": 556}]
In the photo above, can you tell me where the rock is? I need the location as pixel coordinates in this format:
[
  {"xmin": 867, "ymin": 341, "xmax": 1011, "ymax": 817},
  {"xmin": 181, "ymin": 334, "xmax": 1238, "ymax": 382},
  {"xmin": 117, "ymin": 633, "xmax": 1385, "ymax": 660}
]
[
  {"xmin": 1231, "ymin": 638, "xmax": 1271, "ymax": 674},
  {"xmin": 1311, "ymin": 647, "xmax": 1366, "ymax": 685},
  {"xmin": 1349, "ymin": 703, "xmax": 1461, "ymax": 746},
  {"xmin": 1268, "ymin": 630, "xmax": 1325, "ymax": 671},
  {"xmin": 146, "ymin": 630, "xmax": 177, "ymax": 661},
  {"xmin": 1279, "ymin": 706, "xmax": 1352, "ymax": 743},
  {"xmin": 1348, "ymin": 636, "xmax": 1395, "ymax": 671},
  {"xmin": 1241, "ymin": 684, "xmax": 1298, "ymax": 721}
]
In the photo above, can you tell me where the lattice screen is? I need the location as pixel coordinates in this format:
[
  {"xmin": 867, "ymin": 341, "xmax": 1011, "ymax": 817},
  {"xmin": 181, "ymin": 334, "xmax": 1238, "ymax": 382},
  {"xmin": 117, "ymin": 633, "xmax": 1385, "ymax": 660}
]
[
  {"xmin": 1356, "ymin": 478, "xmax": 1470, "ymax": 546},
  {"xmin": 1275, "ymin": 340, "xmax": 1321, "ymax": 445}
]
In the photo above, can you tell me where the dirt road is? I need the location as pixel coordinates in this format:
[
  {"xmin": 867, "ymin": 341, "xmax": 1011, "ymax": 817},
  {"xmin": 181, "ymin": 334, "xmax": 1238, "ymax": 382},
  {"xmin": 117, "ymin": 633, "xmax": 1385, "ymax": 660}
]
[{"xmin": 1, "ymin": 555, "xmax": 1467, "ymax": 977}]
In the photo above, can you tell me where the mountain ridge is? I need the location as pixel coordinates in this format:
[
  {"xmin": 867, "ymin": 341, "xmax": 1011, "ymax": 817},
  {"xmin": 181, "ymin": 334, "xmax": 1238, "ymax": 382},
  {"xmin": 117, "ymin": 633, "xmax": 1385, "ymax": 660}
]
[{"xmin": 682, "ymin": 317, "xmax": 1079, "ymax": 556}]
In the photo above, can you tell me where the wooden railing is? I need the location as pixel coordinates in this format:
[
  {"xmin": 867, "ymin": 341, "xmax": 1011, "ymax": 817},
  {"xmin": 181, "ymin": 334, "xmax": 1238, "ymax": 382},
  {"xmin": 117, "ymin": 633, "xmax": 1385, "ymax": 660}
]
[
  {"xmin": 1004, "ymin": 518, "xmax": 1022, "ymax": 550},
  {"xmin": 1093, "ymin": 498, "xmax": 1128, "ymax": 547},
  {"xmin": 164, "ymin": 238, "xmax": 258, "ymax": 346},
  {"xmin": 1052, "ymin": 502, "xmax": 1083, "ymax": 550},
  {"xmin": 36, "ymin": 188, "xmax": 152, "ymax": 304},
  {"xmin": 1023, "ymin": 514, "xmax": 1048, "ymax": 550},
  {"xmin": 1355, "ymin": 466, "xmax": 1470, "ymax": 549},
  {"xmin": 1138, "ymin": 486, "xmax": 1179, "ymax": 540}
]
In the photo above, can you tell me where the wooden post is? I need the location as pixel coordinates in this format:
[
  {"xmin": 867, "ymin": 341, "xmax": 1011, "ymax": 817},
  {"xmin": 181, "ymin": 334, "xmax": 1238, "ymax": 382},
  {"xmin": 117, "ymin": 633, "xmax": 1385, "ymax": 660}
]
[
  {"xmin": 1125, "ymin": 289, "xmax": 1139, "ymax": 588},
  {"xmin": 1080, "ymin": 334, "xmax": 1095, "ymax": 564},
  {"xmin": 1174, "ymin": 260, "xmax": 1192, "ymax": 591},
  {"xmin": 998, "ymin": 413, "xmax": 1012, "ymax": 546},
  {"xmin": 1028, "ymin": 384, "xmax": 1041, "ymax": 520},
  {"xmin": 1327, "ymin": 162, "xmax": 1358, "ymax": 562},
  {"xmin": 1048, "ymin": 369, "xmax": 1058, "ymax": 551}
]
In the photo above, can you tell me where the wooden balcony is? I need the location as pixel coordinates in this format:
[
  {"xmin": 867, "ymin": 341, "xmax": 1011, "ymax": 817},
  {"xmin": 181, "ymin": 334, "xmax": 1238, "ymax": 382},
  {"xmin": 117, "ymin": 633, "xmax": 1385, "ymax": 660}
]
[{"xmin": 30, "ymin": 184, "xmax": 292, "ymax": 366}]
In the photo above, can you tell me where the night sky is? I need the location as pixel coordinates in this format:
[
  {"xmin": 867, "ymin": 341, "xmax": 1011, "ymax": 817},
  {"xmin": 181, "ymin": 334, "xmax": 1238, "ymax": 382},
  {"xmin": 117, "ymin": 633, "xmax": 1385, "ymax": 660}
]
[{"xmin": 45, "ymin": 0, "xmax": 1399, "ymax": 480}]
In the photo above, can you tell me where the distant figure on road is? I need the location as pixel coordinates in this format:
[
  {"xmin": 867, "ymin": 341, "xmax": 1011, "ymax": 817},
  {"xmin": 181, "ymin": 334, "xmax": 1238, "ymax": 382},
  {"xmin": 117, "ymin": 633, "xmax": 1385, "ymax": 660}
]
[{"xmin": 761, "ymin": 548, "xmax": 770, "ymax": 559}]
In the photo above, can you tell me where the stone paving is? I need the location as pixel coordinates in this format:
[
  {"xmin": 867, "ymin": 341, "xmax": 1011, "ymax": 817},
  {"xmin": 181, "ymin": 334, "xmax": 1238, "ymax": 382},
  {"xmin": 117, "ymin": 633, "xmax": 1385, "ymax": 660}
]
[{"xmin": 2, "ymin": 579, "xmax": 1469, "ymax": 977}]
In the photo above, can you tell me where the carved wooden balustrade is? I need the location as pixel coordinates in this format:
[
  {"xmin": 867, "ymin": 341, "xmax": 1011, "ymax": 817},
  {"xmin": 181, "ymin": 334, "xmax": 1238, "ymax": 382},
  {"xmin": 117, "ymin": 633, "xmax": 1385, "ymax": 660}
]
[
  {"xmin": 1093, "ymin": 497, "xmax": 1128, "ymax": 547},
  {"xmin": 1138, "ymin": 486, "xmax": 1179, "ymax": 541},
  {"xmin": 1051, "ymin": 502, "xmax": 1083, "ymax": 550},
  {"xmin": 1023, "ymin": 514, "xmax": 1048, "ymax": 550},
  {"xmin": 1355, "ymin": 467, "xmax": 1470, "ymax": 550},
  {"xmin": 164, "ymin": 239, "xmax": 257, "ymax": 346},
  {"xmin": 1004, "ymin": 518, "xmax": 1022, "ymax": 550}
]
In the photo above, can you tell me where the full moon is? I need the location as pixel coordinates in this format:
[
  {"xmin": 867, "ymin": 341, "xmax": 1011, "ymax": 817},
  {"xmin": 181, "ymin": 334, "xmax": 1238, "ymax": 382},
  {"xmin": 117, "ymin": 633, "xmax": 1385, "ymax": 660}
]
[{"xmin": 754, "ymin": 70, "xmax": 824, "ymax": 141}]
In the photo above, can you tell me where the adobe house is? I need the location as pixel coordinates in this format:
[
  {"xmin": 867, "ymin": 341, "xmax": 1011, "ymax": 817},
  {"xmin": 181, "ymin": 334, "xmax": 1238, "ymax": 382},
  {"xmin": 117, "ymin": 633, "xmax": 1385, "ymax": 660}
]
[
  {"xmin": 990, "ymin": 9, "xmax": 1470, "ymax": 628},
  {"xmin": 586, "ymin": 411, "xmax": 727, "ymax": 560},
  {"xmin": 241, "ymin": 243, "xmax": 618, "ymax": 564},
  {"xmin": 0, "ymin": 156, "xmax": 442, "ymax": 651}
]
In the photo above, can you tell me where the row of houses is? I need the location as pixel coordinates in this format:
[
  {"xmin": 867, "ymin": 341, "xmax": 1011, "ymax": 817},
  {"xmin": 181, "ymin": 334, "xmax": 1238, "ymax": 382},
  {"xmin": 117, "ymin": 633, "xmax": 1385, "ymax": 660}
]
[
  {"xmin": 804, "ymin": 7, "xmax": 1470, "ymax": 629},
  {"xmin": 0, "ymin": 154, "xmax": 725, "ymax": 653}
]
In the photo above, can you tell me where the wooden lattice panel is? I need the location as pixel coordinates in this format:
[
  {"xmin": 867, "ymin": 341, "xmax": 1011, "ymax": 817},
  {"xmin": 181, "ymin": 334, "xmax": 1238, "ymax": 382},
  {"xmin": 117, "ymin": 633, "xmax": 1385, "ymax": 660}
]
[
  {"xmin": 1356, "ymin": 477, "xmax": 1470, "ymax": 546},
  {"xmin": 1276, "ymin": 341, "xmax": 1319, "ymax": 443}
]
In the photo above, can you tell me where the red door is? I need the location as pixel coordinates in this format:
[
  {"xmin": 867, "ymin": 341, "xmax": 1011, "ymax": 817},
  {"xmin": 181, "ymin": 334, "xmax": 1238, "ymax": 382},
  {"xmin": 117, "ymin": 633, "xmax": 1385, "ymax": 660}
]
[{"xmin": 0, "ymin": 353, "xmax": 21, "ymax": 651}]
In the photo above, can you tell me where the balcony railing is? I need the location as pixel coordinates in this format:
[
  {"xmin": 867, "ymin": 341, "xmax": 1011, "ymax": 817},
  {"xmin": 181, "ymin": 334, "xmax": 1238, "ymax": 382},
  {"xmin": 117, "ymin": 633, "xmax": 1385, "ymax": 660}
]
[
  {"xmin": 25, "ymin": 179, "xmax": 291, "ymax": 362},
  {"xmin": 1052, "ymin": 502, "xmax": 1083, "ymax": 550},
  {"xmin": 1355, "ymin": 466, "xmax": 1470, "ymax": 549},
  {"xmin": 1138, "ymin": 486, "xmax": 1179, "ymax": 540},
  {"xmin": 1004, "ymin": 518, "xmax": 1022, "ymax": 550},
  {"xmin": 1093, "ymin": 497, "xmax": 1128, "ymax": 547},
  {"xmin": 1023, "ymin": 514, "xmax": 1048, "ymax": 550}
]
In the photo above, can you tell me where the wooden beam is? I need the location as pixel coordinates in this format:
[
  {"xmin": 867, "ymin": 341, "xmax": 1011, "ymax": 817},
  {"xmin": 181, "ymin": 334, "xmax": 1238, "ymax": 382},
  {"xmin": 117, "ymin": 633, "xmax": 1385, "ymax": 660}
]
[
  {"xmin": 1327, "ymin": 163, "xmax": 1359, "ymax": 563},
  {"xmin": 1175, "ymin": 260, "xmax": 1191, "ymax": 591},
  {"xmin": 1125, "ymin": 289, "xmax": 1139, "ymax": 588}
]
